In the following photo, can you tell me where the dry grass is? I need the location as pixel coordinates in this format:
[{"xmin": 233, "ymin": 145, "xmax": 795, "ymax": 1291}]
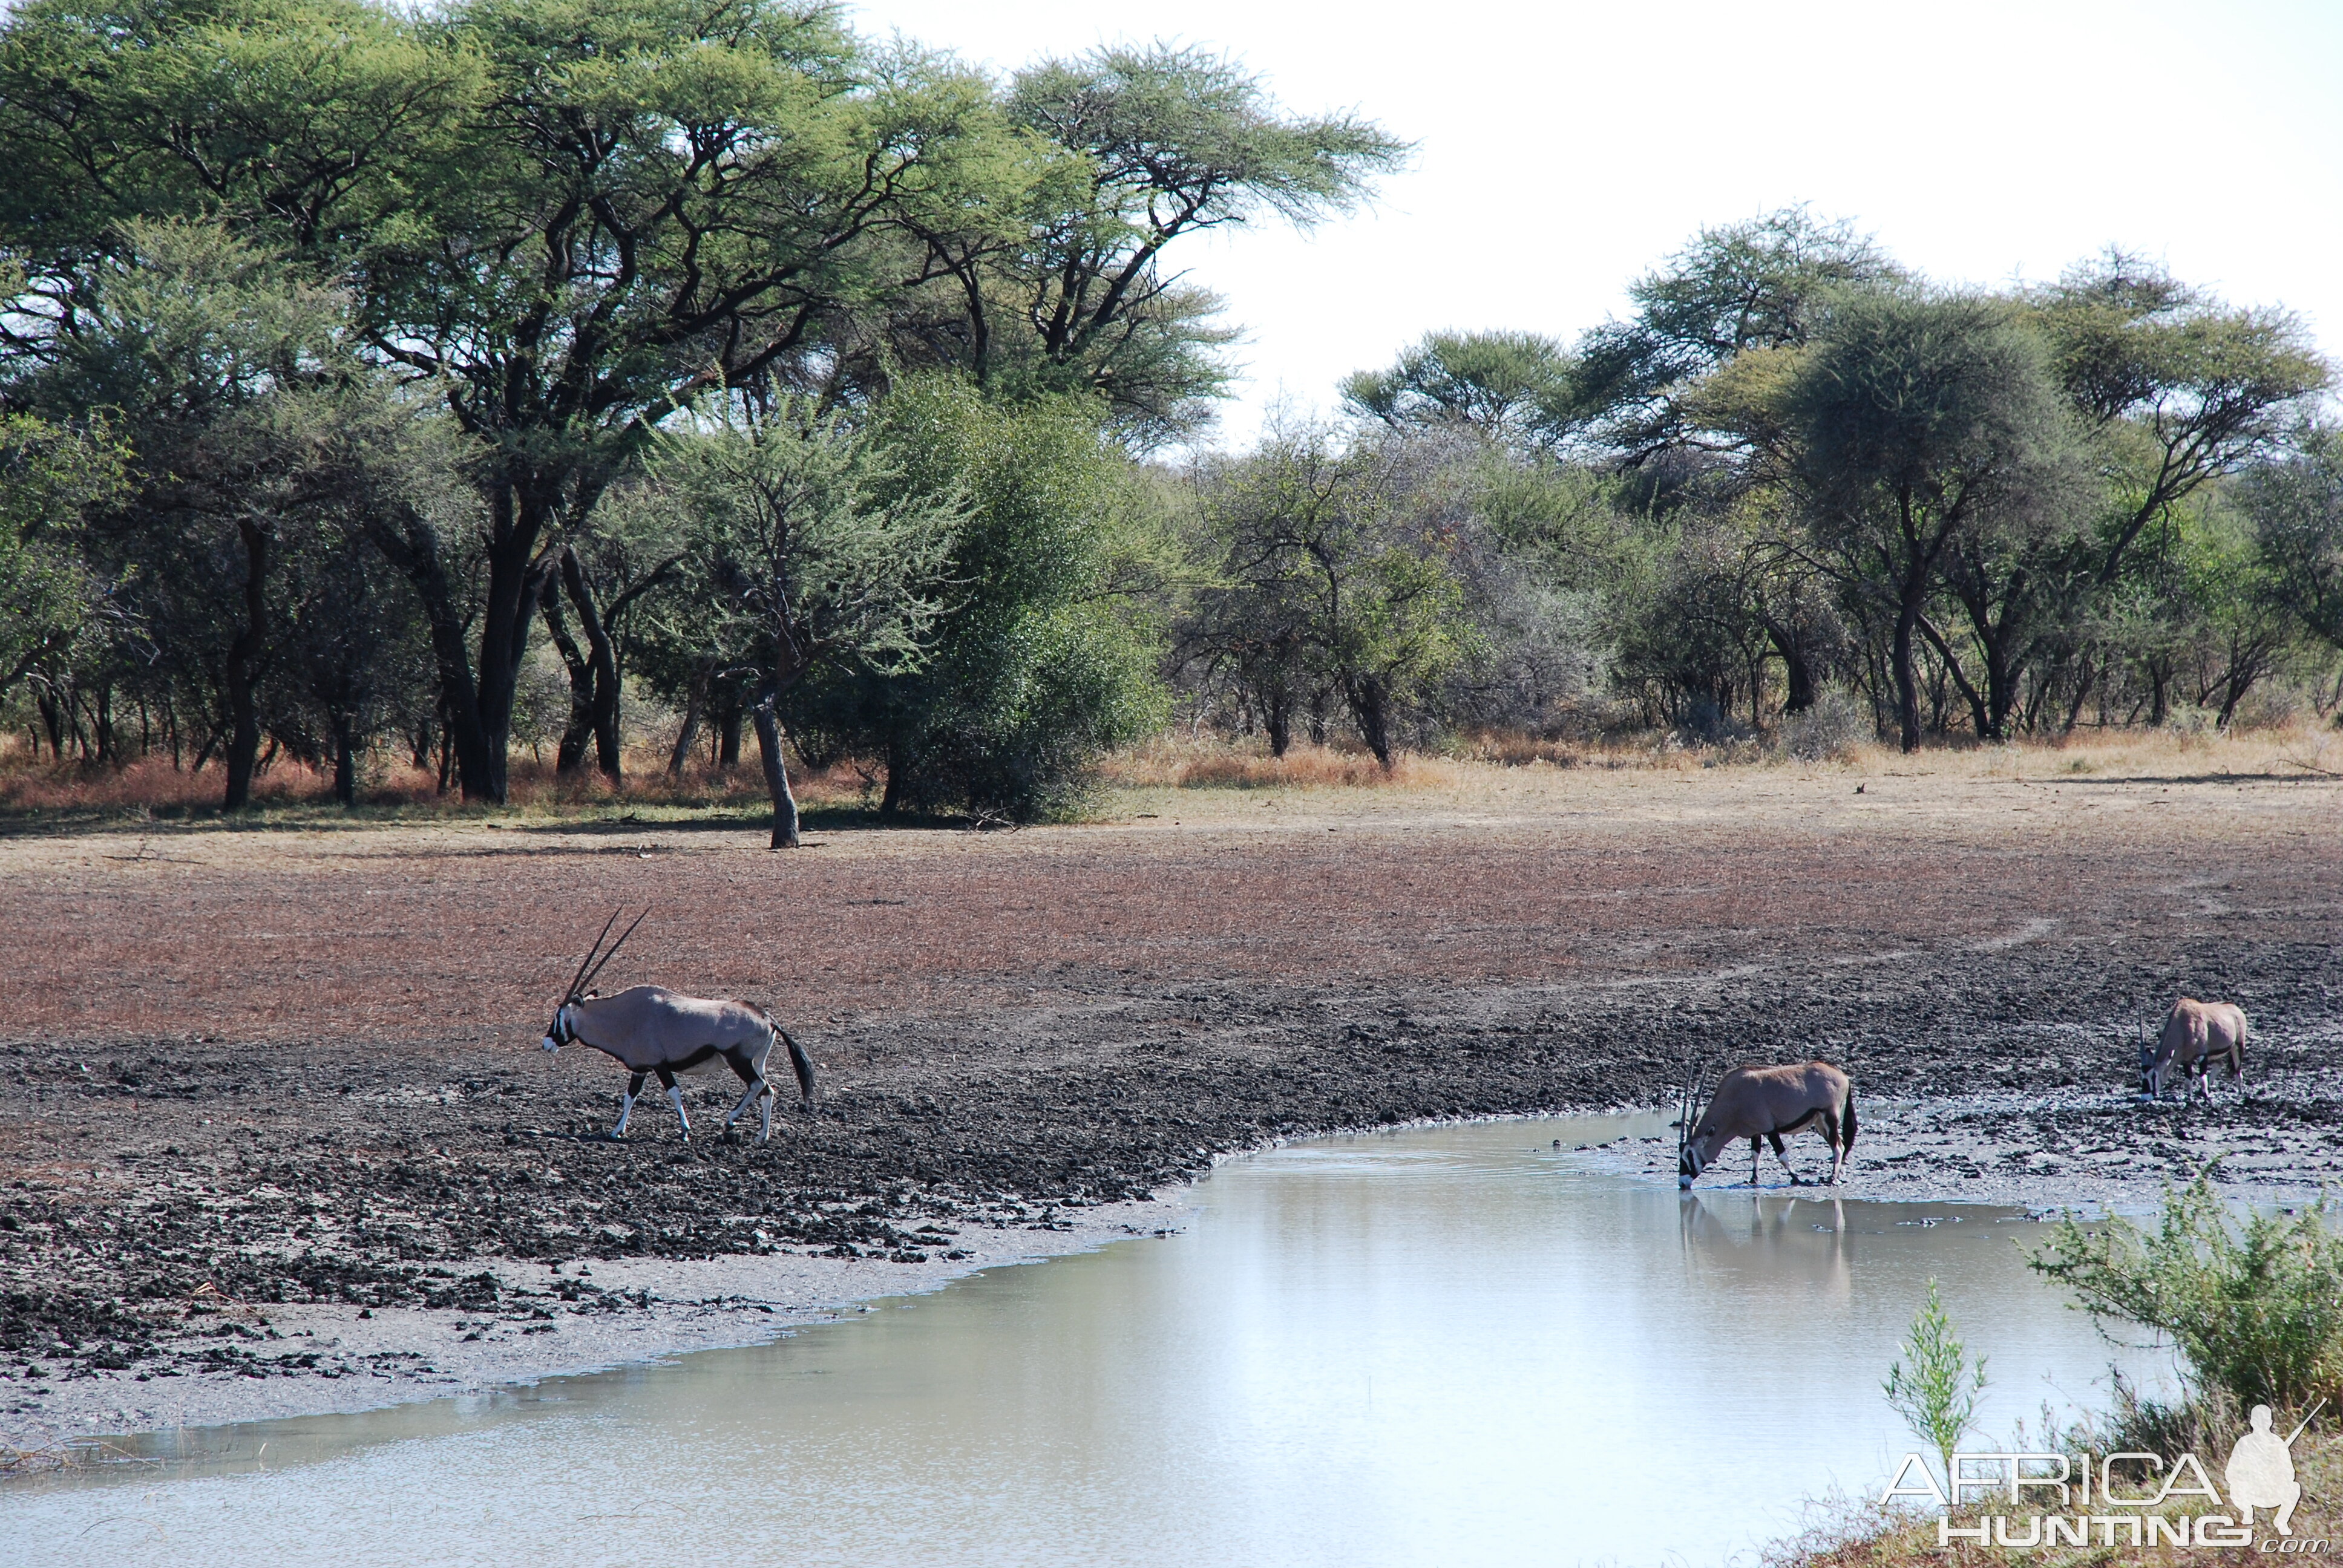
[
  {"xmin": 1101, "ymin": 737, "xmax": 1479, "ymax": 791},
  {"xmin": 1, "ymin": 720, "xmax": 2336, "ymax": 830},
  {"xmin": 0, "ymin": 742, "xmax": 877, "ymax": 820},
  {"xmin": 1766, "ymin": 1429, "xmax": 2343, "ymax": 1563}
]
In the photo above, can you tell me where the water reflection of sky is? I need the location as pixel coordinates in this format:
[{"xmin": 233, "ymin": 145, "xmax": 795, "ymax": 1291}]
[{"xmin": 4, "ymin": 1117, "xmax": 2171, "ymax": 1568}]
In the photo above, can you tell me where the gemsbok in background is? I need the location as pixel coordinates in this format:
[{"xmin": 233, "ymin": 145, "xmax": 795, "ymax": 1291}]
[
  {"xmin": 540, "ymin": 909, "xmax": 816, "ymax": 1143},
  {"xmin": 1677, "ymin": 1061, "xmax": 1855, "ymax": 1189},
  {"xmin": 2140, "ymin": 996, "xmax": 2247, "ymax": 1103}
]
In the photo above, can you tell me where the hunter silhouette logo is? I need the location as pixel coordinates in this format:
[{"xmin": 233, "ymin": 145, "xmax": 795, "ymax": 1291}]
[
  {"xmin": 1881, "ymin": 1400, "xmax": 2324, "ymax": 1549},
  {"xmin": 2227, "ymin": 1404, "xmax": 2309, "ymax": 1536}
]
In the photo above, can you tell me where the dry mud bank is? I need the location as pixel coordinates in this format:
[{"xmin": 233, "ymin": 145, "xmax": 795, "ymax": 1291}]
[{"xmin": 2, "ymin": 759, "xmax": 2338, "ymax": 1448}]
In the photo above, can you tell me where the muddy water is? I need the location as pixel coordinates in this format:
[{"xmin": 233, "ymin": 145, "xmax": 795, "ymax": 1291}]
[{"xmin": 5, "ymin": 1117, "xmax": 2163, "ymax": 1567}]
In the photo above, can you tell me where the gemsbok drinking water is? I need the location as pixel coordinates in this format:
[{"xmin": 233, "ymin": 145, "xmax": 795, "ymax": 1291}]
[
  {"xmin": 2140, "ymin": 996, "xmax": 2247, "ymax": 1103},
  {"xmin": 1677, "ymin": 1060, "xmax": 1855, "ymax": 1189},
  {"xmin": 539, "ymin": 909, "xmax": 816, "ymax": 1144}
]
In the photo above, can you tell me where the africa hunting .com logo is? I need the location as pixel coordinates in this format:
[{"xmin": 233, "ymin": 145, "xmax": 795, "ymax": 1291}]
[{"xmin": 1882, "ymin": 1403, "xmax": 2322, "ymax": 1551}]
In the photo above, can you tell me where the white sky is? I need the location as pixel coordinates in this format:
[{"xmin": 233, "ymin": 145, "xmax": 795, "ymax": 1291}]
[{"xmin": 849, "ymin": 0, "xmax": 2343, "ymax": 452}]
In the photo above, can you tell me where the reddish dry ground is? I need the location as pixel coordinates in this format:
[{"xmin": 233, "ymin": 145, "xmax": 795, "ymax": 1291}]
[
  {"xmin": 7, "ymin": 766, "xmax": 2333, "ymax": 1044},
  {"xmin": 1, "ymin": 760, "xmax": 2339, "ymax": 1379}
]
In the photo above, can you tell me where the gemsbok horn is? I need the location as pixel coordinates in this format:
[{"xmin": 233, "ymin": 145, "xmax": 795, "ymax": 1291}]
[
  {"xmin": 1679, "ymin": 1060, "xmax": 1855, "ymax": 1189},
  {"xmin": 539, "ymin": 908, "xmax": 816, "ymax": 1143}
]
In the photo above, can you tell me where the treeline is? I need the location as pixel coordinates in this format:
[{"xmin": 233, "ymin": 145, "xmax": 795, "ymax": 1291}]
[
  {"xmin": 1177, "ymin": 211, "xmax": 2342, "ymax": 760},
  {"xmin": 0, "ymin": 0, "xmax": 1396, "ymax": 835},
  {"xmin": 4, "ymin": 5, "xmax": 2339, "ymax": 835}
]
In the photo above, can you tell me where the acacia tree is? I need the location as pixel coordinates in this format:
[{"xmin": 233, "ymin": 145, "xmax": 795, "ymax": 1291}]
[
  {"xmin": 0, "ymin": 413, "xmax": 123, "ymax": 698},
  {"xmin": 1934, "ymin": 257, "xmax": 2330, "ymax": 734},
  {"xmin": 1198, "ymin": 427, "xmax": 1472, "ymax": 768},
  {"xmin": 1706, "ymin": 290, "xmax": 2078, "ymax": 751},
  {"xmin": 2243, "ymin": 424, "xmax": 2343, "ymax": 659},
  {"xmin": 11, "ymin": 219, "xmax": 382, "ymax": 806},
  {"xmin": 349, "ymin": 0, "xmax": 1020, "ymax": 802},
  {"xmin": 0, "ymin": 0, "xmax": 1017, "ymax": 801},
  {"xmin": 1340, "ymin": 330, "xmax": 1579, "ymax": 454},
  {"xmin": 657, "ymin": 396, "xmax": 958, "ymax": 847},
  {"xmin": 1575, "ymin": 207, "xmax": 1901, "ymax": 463}
]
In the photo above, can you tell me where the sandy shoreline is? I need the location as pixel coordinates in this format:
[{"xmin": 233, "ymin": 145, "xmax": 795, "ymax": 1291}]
[{"xmin": 13, "ymin": 1071, "xmax": 2335, "ymax": 1458}]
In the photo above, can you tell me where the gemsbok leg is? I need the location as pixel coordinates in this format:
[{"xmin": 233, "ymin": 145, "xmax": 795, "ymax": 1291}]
[
  {"xmin": 722, "ymin": 1054, "xmax": 775, "ymax": 1144},
  {"xmin": 1765, "ymin": 1130, "xmax": 1803, "ymax": 1184},
  {"xmin": 615, "ymin": 1071, "xmax": 648, "ymax": 1138},
  {"xmin": 654, "ymin": 1065, "xmax": 691, "ymax": 1141}
]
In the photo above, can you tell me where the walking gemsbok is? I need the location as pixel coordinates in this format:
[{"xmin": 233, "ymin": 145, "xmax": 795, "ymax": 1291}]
[{"xmin": 539, "ymin": 909, "xmax": 816, "ymax": 1144}]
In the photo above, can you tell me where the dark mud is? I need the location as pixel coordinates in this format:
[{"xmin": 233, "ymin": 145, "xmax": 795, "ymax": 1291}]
[{"xmin": 6, "ymin": 928, "xmax": 2339, "ymax": 1393}]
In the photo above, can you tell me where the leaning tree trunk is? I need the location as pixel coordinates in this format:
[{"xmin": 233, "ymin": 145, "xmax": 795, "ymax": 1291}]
[
  {"xmin": 749, "ymin": 682, "xmax": 802, "ymax": 848},
  {"xmin": 540, "ymin": 576, "xmax": 595, "ymax": 775},
  {"xmin": 222, "ymin": 518, "xmax": 270, "ymax": 811},
  {"xmin": 667, "ymin": 671, "xmax": 705, "ymax": 778},
  {"xmin": 558, "ymin": 548, "xmax": 624, "ymax": 783}
]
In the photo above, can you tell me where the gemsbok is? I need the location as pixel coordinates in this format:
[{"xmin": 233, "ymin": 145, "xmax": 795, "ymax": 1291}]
[
  {"xmin": 1677, "ymin": 1060, "xmax": 1856, "ymax": 1189},
  {"xmin": 2140, "ymin": 996, "xmax": 2247, "ymax": 1103},
  {"xmin": 539, "ymin": 910, "xmax": 816, "ymax": 1144}
]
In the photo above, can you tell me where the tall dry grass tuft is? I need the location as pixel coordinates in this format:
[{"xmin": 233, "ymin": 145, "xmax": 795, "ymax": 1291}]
[
  {"xmin": 1101, "ymin": 736, "xmax": 1483, "ymax": 791},
  {"xmin": 0, "ymin": 753, "xmax": 340, "ymax": 813}
]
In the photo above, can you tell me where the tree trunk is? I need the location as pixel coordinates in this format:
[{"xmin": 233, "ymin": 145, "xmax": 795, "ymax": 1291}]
[
  {"xmin": 367, "ymin": 474, "xmax": 571, "ymax": 803},
  {"xmin": 223, "ymin": 518, "xmax": 270, "ymax": 810},
  {"xmin": 92, "ymin": 684, "xmax": 116, "ymax": 766},
  {"xmin": 1891, "ymin": 601, "xmax": 1924, "ymax": 754},
  {"xmin": 718, "ymin": 702, "xmax": 742, "ymax": 768},
  {"xmin": 1764, "ymin": 619, "xmax": 1817, "ymax": 715},
  {"xmin": 750, "ymin": 688, "xmax": 801, "ymax": 849},
  {"xmin": 541, "ymin": 575, "xmax": 595, "ymax": 775},
  {"xmin": 1263, "ymin": 703, "xmax": 1291, "ymax": 758},
  {"xmin": 558, "ymin": 547, "xmax": 623, "ymax": 783},
  {"xmin": 34, "ymin": 687, "xmax": 63, "ymax": 760},
  {"xmin": 1307, "ymin": 688, "xmax": 1329, "ymax": 746},
  {"xmin": 667, "ymin": 673, "xmax": 704, "ymax": 778},
  {"xmin": 332, "ymin": 712, "xmax": 358, "ymax": 806},
  {"xmin": 1345, "ymin": 673, "xmax": 1394, "ymax": 769},
  {"xmin": 879, "ymin": 733, "xmax": 906, "ymax": 817},
  {"xmin": 462, "ymin": 485, "xmax": 558, "ymax": 803}
]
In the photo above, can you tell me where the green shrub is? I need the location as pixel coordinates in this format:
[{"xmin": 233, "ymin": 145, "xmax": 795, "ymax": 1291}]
[
  {"xmin": 1883, "ymin": 1278, "xmax": 1988, "ymax": 1487},
  {"xmin": 2028, "ymin": 1171, "xmax": 2343, "ymax": 1411}
]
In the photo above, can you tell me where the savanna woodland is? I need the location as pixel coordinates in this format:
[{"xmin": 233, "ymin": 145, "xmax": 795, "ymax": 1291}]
[{"xmin": 2, "ymin": 0, "xmax": 2339, "ymax": 838}]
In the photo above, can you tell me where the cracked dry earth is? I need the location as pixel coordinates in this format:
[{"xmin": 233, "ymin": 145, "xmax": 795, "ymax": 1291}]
[{"xmin": 0, "ymin": 760, "xmax": 2338, "ymax": 1428}]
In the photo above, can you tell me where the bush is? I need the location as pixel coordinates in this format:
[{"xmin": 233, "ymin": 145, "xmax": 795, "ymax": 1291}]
[
  {"xmin": 1881, "ymin": 1279, "xmax": 1988, "ymax": 1488},
  {"xmin": 1775, "ymin": 687, "xmax": 1870, "ymax": 762},
  {"xmin": 2028, "ymin": 1171, "xmax": 2343, "ymax": 1411}
]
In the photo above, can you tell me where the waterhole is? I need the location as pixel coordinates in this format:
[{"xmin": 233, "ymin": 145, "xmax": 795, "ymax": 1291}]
[{"xmin": 2, "ymin": 1115, "xmax": 2164, "ymax": 1566}]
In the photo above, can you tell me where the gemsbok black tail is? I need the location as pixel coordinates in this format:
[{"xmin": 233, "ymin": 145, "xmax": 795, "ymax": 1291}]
[
  {"xmin": 780, "ymin": 1028, "xmax": 818, "ymax": 1106},
  {"xmin": 1841, "ymin": 1091, "xmax": 1857, "ymax": 1155}
]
